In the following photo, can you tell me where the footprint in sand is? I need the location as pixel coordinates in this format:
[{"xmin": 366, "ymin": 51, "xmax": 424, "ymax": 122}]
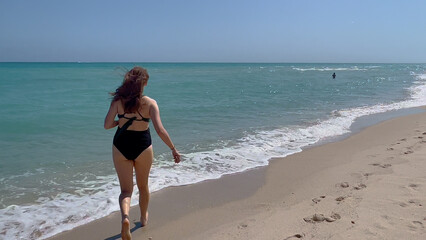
[
  {"xmin": 408, "ymin": 199, "xmax": 423, "ymax": 207},
  {"xmin": 238, "ymin": 223, "xmax": 248, "ymax": 229},
  {"xmin": 335, "ymin": 196, "xmax": 346, "ymax": 202},
  {"xmin": 284, "ymin": 233, "xmax": 305, "ymax": 239},
  {"xmin": 408, "ymin": 183, "xmax": 420, "ymax": 190},
  {"xmin": 238, "ymin": 219, "xmax": 255, "ymax": 229},
  {"xmin": 413, "ymin": 221, "xmax": 424, "ymax": 227},
  {"xmin": 387, "ymin": 147, "xmax": 394, "ymax": 151},
  {"xmin": 404, "ymin": 150, "xmax": 414, "ymax": 154},
  {"xmin": 353, "ymin": 183, "xmax": 367, "ymax": 190},
  {"xmin": 312, "ymin": 196, "xmax": 325, "ymax": 204},
  {"xmin": 303, "ymin": 213, "xmax": 341, "ymax": 223},
  {"xmin": 370, "ymin": 163, "xmax": 392, "ymax": 168},
  {"xmin": 409, "ymin": 221, "xmax": 424, "ymax": 230},
  {"xmin": 363, "ymin": 173, "xmax": 373, "ymax": 179},
  {"xmin": 338, "ymin": 182, "xmax": 349, "ymax": 188}
]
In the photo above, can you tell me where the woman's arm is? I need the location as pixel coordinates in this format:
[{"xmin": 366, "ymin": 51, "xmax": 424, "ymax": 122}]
[
  {"xmin": 104, "ymin": 100, "xmax": 119, "ymax": 129},
  {"xmin": 150, "ymin": 100, "xmax": 181, "ymax": 163}
]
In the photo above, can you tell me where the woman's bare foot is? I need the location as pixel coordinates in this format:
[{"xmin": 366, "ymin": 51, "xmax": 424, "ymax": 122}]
[
  {"xmin": 141, "ymin": 212, "xmax": 149, "ymax": 227},
  {"xmin": 121, "ymin": 216, "xmax": 132, "ymax": 240}
]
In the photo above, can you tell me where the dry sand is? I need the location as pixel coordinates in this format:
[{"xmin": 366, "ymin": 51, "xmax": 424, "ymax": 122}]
[{"xmin": 50, "ymin": 111, "xmax": 426, "ymax": 240}]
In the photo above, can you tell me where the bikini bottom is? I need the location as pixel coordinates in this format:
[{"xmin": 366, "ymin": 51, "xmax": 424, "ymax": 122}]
[{"xmin": 113, "ymin": 128, "xmax": 152, "ymax": 161}]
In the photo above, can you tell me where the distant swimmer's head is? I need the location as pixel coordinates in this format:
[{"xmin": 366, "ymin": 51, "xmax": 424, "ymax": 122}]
[{"xmin": 124, "ymin": 66, "xmax": 149, "ymax": 87}]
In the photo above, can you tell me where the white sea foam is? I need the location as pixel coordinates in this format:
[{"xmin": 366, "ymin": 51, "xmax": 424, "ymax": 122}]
[
  {"xmin": 292, "ymin": 66, "xmax": 368, "ymax": 71},
  {"xmin": 1, "ymin": 73, "xmax": 426, "ymax": 240},
  {"xmin": 0, "ymin": 176, "xmax": 120, "ymax": 239},
  {"xmin": 415, "ymin": 73, "xmax": 426, "ymax": 80},
  {"xmin": 150, "ymin": 74, "xmax": 426, "ymax": 193}
]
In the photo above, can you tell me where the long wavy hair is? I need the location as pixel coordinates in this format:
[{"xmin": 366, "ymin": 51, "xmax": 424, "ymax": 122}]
[{"xmin": 111, "ymin": 66, "xmax": 149, "ymax": 113}]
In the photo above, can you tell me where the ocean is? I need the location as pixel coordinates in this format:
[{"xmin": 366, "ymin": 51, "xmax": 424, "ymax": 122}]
[{"xmin": 0, "ymin": 62, "xmax": 425, "ymax": 239}]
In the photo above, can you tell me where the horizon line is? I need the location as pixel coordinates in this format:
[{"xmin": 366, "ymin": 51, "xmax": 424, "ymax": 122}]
[{"xmin": 1, "ymin": 61, "xmax": 425, "ymax": 64}]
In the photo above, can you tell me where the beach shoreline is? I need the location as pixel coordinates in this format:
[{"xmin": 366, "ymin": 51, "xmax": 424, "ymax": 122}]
[
  {"xmin": 49, "ymin": 108, "xmax": 426, "ymax": 240},
  {"xmin": 2, "ymin": 63, "xmax": 425, "ymax": 240}
]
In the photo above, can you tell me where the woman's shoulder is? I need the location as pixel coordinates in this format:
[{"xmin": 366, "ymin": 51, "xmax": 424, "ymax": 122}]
[
  {"xmin": 112, "ymin": 99, "xmax": 124, "ymax": 106},
  {"xmin": 142, "ymin": 96, "xmax": 157, "ymax": 105},
  {"xmin": 111, "ymin": 99, "xmax": 121, "ymax": 106},
  {"xmin": 111, "ymin": 99, "xmax": 124, "ymax": 111}
]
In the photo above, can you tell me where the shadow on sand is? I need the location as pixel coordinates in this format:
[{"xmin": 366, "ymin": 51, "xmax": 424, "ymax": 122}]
[{"xmin": 104, "ymin": 222, "xmax": 143, "ymax": 240}]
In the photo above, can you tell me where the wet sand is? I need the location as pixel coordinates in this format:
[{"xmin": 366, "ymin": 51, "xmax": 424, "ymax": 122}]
[{"xmin": 50, "ymin": 110, "xmax": 426, "ymax": 240}]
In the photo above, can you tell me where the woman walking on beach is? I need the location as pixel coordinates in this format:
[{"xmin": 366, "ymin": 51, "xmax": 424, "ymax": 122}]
[{"xmin": 104, "ymin": 66, "xmax": 181, "ymax": 240}]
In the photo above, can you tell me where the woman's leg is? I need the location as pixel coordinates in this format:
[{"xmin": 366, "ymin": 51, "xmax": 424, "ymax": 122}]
[
  {"xmin": 134, "ymin": 145, "xmax": 153, "ymax": 226},
  {"xmin": 113, "ymin": 145, "xmax": 134, "ymax": 240}
]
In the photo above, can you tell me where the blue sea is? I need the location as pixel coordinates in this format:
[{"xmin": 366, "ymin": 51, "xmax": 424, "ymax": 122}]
[{"xmin": 1, "ymin": 63, "xmax": 425, "ymax": 239}]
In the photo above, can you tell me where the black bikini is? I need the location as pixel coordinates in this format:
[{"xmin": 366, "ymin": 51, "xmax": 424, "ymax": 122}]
[{"xmin": 113, "ymin": 111, "xmax": 151, "ymax": 161}]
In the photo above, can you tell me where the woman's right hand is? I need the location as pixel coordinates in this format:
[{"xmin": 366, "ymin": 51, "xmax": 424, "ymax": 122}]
[{"xmin": 172, "ymin": 148, "xmax": 181, "ymax": 163}]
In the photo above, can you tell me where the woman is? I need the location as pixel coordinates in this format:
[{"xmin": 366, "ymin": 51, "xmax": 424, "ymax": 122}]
[{"xmin": 104, "ymin": 66, "xmax": 180, "ymax": 240}]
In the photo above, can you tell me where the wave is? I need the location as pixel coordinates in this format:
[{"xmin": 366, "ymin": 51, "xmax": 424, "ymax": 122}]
[
  {"xmin": 151, "ymin": 72, "xmax": 426, "ymax": 192},
  {"xmin": 1, "ymin": 73, "xmax": 426, "ymax": 240},
  {"xmin": 292, "ymin": 66, "xmax": 368, "ymax": 72},
  {"xmin": 415, "ymin": 73, "xmax": 426, "ymax": 81}
]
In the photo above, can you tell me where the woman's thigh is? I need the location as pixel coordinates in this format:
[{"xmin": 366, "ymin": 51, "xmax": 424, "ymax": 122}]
[
  {"xmin": 113, "ymin": 145, "xmax": 134, "ymax": 192},
  {"xmin": 134, "ymin": 146, "xmax": 153, "ymax": 189}
]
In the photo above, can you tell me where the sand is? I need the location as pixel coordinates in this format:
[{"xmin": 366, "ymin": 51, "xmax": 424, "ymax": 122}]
[{"xmin": 50, "ymin": 111, "xmax": 426, "ymax": 240}]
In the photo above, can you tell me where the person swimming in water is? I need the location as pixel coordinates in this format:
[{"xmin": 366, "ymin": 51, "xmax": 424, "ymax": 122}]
[
  {"xmin": 104, "ymin": 66, "xmax": 181, "ymax": 240},
  {"xmin": 332, "ymin": 72, "xmax": 336, "ymax": 79}
]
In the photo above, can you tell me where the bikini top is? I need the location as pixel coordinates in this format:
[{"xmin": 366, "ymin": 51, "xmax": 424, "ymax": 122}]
[{"xmin": 118, "ymin": 110, "xmax": 150, "ymax": 123}]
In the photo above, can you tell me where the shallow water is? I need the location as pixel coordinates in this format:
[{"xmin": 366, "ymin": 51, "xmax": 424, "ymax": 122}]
[{"xmin": 0, "ymin": 62, "xmax": 425, "ymax": 239}]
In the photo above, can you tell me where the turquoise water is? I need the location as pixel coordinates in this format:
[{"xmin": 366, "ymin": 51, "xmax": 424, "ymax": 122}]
[{"xmin": 0, "ymin": 62, "xmax": 425, "ymax": 239}]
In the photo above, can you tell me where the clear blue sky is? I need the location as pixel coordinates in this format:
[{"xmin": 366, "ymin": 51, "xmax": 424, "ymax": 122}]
[{"xmin": 1, "ymin": 0, "xmax": 425, "ymax": 63}]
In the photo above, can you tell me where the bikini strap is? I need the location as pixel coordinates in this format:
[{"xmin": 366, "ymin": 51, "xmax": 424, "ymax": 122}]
[
  {"xmin": 137, "ymin": 110, "xmax": 150, "ymax": 122},
  {"xmin": 118, "ymin": 112, "xmax": 149, "ymax": 122},
  {"xmin": 137, "ymin": 110, "xmax": 143, "ymax": 118},
  {"xmin": 122, "ymin": 116, "xmax": 136, "ymax": 129},
  {"xmin": 115, "ymin": 116, "xmax": 137, "ymax": 139}
]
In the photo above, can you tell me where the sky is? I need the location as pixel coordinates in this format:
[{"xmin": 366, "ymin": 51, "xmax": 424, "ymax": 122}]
[{"xmin": 1, "ymin": 0, "xmax": 425, "ymax": 63}]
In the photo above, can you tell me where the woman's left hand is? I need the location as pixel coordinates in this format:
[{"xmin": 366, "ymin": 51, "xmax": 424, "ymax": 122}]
[{"xmin": 172, "ymin": 148, "xmax": 181, "ymax": 163}]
